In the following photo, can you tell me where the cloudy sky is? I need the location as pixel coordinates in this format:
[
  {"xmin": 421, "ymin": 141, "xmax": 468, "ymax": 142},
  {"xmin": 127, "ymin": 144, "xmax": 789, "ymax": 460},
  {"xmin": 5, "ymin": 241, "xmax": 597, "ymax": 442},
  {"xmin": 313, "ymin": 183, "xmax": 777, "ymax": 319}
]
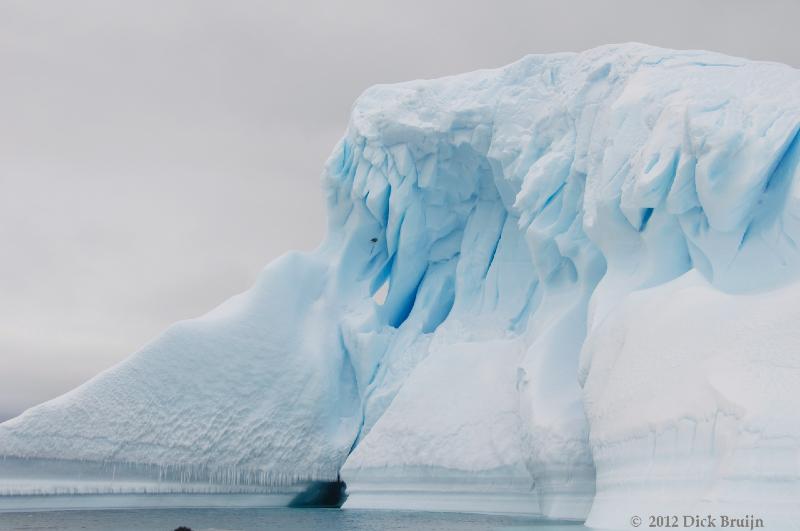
[{"xmin": 1, "ymin": 0, "xmax": 798, "ymax": 421}]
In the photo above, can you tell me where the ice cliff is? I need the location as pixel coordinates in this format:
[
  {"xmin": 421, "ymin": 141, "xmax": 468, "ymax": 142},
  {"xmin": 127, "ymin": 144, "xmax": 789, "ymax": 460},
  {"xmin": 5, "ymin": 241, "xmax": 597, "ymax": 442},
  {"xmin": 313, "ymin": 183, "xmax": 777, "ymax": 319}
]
[{"xmin": 2, "ymin": 43, "xmax": 800, "ymax": 529}]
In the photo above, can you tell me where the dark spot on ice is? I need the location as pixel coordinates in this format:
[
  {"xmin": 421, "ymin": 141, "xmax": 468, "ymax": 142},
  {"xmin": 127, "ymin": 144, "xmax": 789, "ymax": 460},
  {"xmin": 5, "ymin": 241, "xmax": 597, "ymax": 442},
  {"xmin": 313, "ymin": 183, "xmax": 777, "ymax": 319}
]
[
  {"xmin": 174, "ymin": 527, "xmax": 192, "ymax": 531},
  {"xmin": 370, "ymin": 237, "xmax": 378, "ymax": 243}
]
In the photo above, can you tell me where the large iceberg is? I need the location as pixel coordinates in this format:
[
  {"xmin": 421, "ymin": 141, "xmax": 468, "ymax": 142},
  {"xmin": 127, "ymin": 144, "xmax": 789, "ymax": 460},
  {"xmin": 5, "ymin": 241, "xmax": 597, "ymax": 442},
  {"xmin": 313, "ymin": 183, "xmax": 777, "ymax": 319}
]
[{"xmin": 2, "ymin": 43, "xmax": 800, "ymax": 528}]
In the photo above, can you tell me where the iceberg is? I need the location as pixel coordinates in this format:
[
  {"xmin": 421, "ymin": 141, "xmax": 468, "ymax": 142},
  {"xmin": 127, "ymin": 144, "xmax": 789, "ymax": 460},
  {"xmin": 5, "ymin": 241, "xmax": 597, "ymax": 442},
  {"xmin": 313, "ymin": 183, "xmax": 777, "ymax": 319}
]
[{"xmin": 2, "ymin": 43, "xmax": 800, "ymax": 529}]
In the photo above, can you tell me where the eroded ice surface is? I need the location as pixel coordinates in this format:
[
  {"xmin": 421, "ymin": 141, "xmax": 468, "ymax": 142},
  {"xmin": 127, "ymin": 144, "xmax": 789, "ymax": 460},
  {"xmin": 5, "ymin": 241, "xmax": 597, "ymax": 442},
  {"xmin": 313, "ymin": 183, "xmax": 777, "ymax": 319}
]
[{"xmin": 2, "ymin": 43, "xmax": 800, "ymax": 529}]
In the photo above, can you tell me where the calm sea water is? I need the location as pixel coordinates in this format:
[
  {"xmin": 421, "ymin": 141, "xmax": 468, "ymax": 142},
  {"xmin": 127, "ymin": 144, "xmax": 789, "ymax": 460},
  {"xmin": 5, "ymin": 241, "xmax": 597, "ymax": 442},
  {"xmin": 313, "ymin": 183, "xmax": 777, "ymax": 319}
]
[{"xmin": 0, "ymin": 508, "xmax": 588, "ymax": 531}]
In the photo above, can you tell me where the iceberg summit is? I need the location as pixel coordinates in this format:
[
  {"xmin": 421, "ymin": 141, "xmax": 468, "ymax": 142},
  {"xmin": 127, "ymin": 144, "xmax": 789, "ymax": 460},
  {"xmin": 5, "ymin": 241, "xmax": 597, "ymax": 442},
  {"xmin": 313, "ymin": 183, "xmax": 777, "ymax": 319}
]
[{"xmin": 2, "ymin": 43, "xmax": 800, "ymax": 529}]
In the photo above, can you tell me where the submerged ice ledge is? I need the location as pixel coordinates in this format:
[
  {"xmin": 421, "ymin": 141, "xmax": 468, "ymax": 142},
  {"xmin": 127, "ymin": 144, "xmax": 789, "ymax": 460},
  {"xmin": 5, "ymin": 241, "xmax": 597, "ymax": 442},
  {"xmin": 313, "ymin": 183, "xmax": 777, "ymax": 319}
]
[
  {"xmin": 0, "ymin": 493, "xmax": 295, "ymax": 512},
  {"xmin": 3, "ymin": 43, "xmax": 800, "ymax": 528},
  {"xmin": 0, "ymin": 457, "xmax": 324, "ymax": 496}
]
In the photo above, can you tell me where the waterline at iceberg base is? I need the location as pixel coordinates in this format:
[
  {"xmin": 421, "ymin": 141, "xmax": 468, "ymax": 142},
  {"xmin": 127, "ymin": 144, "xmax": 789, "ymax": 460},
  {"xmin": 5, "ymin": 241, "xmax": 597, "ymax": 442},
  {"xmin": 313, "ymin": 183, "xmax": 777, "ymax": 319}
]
[{"xmin": 2, "ymin": 43, "xmax": 800, "ymax": 529}]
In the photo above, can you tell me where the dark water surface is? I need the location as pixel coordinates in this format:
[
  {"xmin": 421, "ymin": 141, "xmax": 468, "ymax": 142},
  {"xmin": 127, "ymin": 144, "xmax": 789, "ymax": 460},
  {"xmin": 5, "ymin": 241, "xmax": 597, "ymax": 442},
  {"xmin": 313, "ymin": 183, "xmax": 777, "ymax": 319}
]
[{"xmin": 0, "ymin": 508, "xmax": 588, "ymax": 531}]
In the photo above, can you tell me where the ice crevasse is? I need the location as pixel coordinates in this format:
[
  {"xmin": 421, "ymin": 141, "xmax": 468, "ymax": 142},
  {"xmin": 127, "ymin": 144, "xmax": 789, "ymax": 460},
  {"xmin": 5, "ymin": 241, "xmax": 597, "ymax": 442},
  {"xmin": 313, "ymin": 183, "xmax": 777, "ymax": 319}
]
[{"xmin": 2, "ymin": 43, "xmax": 800, "ymax": 529}]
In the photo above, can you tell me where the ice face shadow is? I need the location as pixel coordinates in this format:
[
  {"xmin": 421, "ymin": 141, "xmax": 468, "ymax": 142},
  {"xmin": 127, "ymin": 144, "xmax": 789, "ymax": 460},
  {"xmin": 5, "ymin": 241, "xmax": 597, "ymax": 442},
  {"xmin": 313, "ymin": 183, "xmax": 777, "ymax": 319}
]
[{"xmin": 288, "ymin": 479, "xmax": 348, "ymax": 508}]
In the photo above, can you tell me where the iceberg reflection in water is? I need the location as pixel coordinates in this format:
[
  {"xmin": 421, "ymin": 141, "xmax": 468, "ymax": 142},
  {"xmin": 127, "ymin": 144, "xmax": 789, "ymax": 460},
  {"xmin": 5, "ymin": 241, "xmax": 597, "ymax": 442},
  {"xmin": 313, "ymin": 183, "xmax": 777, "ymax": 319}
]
[{"xmin": 0, "ymin": 507, "xmax": 588, "ymax": 531}]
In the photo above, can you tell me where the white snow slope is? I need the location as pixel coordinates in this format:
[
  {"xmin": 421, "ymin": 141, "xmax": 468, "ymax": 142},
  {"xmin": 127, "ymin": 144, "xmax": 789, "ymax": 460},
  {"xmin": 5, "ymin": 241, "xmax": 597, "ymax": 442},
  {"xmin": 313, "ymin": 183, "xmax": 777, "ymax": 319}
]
[{"xmin": 3, "ymin": 44, "xmax": 800, "ymax": 529}]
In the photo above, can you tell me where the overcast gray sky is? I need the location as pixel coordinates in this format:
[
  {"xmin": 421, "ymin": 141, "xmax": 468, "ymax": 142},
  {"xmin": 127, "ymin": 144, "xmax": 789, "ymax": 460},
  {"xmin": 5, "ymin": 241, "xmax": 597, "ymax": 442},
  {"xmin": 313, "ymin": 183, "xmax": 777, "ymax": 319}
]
[{"xmin": 1, "ymin": 0, "xmax": 798, "ymax": 421}]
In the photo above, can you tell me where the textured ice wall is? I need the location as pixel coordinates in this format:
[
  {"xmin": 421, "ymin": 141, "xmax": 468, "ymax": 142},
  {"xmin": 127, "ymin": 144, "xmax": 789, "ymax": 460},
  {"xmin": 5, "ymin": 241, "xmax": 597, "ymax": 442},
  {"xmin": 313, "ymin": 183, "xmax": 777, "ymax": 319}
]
[
  {"xmin": 338, "ymin": 43, "xmax": 800, "ymax": 525},
  {"xmin": 2, "ymin": 43, "xmax": 800, "ymax": 526},
  {"xmin": 0, "ymin": 251, "xmax": 362, "ymax": 489}
]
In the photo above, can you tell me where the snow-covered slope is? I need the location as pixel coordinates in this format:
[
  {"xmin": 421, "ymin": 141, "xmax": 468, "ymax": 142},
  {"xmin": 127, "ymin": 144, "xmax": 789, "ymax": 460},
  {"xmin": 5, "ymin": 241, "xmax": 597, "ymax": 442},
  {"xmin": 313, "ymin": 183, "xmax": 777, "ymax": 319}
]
[{"xmin": 2, "ymin": 43, "xmax": 800, "ymax": 528}]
